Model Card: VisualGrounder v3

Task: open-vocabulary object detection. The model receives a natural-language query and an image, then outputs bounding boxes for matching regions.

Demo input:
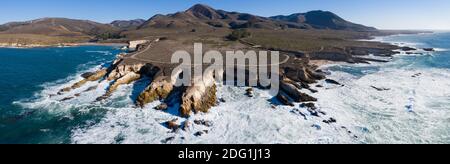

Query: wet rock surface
[136,76,174,107]
[325,79,342,86]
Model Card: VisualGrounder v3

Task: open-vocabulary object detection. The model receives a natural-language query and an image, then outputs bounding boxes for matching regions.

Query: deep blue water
[0,46,122,143]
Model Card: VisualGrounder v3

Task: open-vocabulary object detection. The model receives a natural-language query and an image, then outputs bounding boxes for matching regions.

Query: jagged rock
[371,86,390,91]
[155,103,169,111]
[59,69,107,93]
[180,84,217,117]
[161,137,175,143]
[86,69,108,81]
[412,73,422,78]
[84,86,98,92]
[308,88,318,93]
[423,48,435,52]
[307,108,319,117]
[291,108,307,120]
[280,79,317,102]
[164,119,180,131]
[179,71,217,117]
[276,92,294,106]
[194,120,214,127]
[316,84,324,88]
[194,130,209,137]
[323,117,337,124]
[81,72,95,79]
[107,63,145,81]
[283,66,325,84]
[318,110,327,115]
[245,88,254,97]
[300,103,326,116]
[325,79,342,86]
[182,121,190,131]
[301,103,319,116]
[136,76,174,107]
[401,47,416,51]
[60,97,74,102]
[300,103,316,109]
[97,72,141,101]
[128,40,149,52]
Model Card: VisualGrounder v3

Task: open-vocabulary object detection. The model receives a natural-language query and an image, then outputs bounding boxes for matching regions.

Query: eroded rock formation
[136,76,174,107]
[55,39,328,120]
[59,69,107,94]
[179,70,218,117]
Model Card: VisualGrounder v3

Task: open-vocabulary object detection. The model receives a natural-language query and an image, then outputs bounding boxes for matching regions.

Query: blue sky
[1,0,449,30]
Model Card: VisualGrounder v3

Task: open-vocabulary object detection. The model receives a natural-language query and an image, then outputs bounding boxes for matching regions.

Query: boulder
[194,120,214,127]
[164,119,180,131]
[401,47,416,51]
[323,117,337,124]
[371,86,390,91]
[280,79,317,102]
[283,66,325,84]
[107,63,145,81]
[245,88,254,97]
[180,84,217,117]
[325,79,342,86]
[155,103,169,111]
[59,69,107,93]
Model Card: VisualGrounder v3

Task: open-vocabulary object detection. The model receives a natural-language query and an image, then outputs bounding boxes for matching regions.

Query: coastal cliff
[56,39,332,119]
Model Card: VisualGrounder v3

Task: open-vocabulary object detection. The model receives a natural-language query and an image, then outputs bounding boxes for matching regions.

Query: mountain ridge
[137,4,376,31]
[0,4,378,45]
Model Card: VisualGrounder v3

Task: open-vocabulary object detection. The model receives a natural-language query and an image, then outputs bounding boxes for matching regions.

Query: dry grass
[243,29,389,52]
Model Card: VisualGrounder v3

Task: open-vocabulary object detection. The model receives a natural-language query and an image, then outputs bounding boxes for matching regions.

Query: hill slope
[0,18,121,45]
[0,18,119,36]
[270,10,376,31]
[138,4,300,30]
[137,4,375,31]
[111,19,146,30]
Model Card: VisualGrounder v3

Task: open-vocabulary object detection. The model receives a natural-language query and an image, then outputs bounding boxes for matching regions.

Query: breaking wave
[12,32,450,144]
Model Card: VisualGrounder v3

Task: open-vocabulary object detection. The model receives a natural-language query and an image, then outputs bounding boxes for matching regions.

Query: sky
[1,0,449,30]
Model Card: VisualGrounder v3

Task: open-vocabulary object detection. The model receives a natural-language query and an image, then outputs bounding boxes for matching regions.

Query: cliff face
[57,40,325,119]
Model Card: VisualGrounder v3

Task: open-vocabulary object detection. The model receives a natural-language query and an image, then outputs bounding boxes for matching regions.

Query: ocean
[0,32,449,144]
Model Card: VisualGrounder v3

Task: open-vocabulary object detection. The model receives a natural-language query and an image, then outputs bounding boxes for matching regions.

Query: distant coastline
[0,42,127,48]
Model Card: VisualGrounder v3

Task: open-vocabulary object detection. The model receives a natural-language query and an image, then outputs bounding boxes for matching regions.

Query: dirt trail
[123,38,290,67]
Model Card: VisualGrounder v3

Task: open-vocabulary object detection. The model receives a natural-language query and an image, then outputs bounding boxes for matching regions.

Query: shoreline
[317,32,436,68]
[0,42,128,49]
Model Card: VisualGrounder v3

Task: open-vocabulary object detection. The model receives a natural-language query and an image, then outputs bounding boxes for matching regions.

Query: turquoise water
[0,46,123,143]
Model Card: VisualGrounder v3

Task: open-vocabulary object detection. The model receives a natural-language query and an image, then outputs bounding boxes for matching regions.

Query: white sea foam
[69,58,450,144]
[71,85,358,144]
[14,33,450,143]
[313,67,450,143]
[86,51,113,56]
